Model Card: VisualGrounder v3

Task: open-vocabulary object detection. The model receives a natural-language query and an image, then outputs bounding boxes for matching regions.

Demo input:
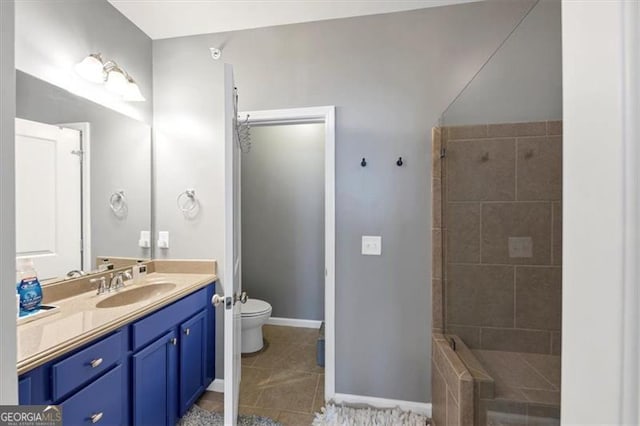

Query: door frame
[238,106,336,401]
[59,122,91,272]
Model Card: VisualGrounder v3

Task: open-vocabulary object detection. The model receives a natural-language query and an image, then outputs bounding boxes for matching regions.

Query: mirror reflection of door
[15,118,82,281]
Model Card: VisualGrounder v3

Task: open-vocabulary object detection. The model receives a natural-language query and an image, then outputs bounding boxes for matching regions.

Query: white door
[223,64,243,426]
[15,118,82,280]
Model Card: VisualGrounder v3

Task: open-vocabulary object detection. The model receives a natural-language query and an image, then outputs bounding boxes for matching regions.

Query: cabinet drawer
[52,331,123,401]
[60,365,124,426]
[132,287,207,351]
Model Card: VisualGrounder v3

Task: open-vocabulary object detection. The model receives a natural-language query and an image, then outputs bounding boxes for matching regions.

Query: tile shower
[432,121,562,425]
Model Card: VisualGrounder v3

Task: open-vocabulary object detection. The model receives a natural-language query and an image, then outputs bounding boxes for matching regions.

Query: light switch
[158,231,170,249]
[362,236,382,256]
[508,237,533,258]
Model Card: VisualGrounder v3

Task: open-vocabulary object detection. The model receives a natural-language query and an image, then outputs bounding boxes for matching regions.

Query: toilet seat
[242,298,272,317]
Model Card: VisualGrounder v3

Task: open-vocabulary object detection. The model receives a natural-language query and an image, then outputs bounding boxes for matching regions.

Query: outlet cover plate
[362,236,382,256]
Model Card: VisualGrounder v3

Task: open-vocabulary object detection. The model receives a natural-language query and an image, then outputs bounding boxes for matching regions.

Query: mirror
[15,71,152,282]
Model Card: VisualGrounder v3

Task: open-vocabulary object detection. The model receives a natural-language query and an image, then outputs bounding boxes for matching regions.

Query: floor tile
[312,374,325,413]
[239,366,273,406]
[278,410,315,426]
[239,405,281,420]
[256,369,319,413]
[196,391,224,412]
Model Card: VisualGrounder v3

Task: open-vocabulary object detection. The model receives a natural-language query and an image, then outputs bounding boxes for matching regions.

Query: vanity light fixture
[75,53,145,102]
[74,53,105,83]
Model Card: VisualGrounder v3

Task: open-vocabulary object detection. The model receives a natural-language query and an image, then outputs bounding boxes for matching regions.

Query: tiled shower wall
[432,121,562,355]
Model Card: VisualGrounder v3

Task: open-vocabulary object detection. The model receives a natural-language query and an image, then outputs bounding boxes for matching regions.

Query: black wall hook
[361,158,367,167]
[396,157,404,167]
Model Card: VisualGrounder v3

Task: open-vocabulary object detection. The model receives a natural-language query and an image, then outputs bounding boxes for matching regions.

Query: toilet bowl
[241,298,272,353]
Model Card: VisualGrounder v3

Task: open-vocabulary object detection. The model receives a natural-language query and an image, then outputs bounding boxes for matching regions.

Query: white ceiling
[108,0,479,40]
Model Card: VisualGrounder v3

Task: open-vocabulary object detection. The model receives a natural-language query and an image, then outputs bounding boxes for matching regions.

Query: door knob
[212,294,225,307]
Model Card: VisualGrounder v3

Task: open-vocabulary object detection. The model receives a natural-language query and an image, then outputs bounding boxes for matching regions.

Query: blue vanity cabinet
[132,330,178,426]
[179,310,207,416]
[18,282,216,426]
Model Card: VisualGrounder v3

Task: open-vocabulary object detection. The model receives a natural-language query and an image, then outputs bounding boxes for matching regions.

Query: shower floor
[472,349,560,425]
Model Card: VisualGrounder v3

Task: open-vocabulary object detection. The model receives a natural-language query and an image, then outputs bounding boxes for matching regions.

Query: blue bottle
[16,258,42,316]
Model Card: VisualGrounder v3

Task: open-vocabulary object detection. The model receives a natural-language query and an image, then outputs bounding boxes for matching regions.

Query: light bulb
[123,78,145,102]
[105,68,129,96]
[75,54,105,83]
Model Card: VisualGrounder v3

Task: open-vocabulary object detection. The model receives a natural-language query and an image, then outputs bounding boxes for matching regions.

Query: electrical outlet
[362,236,382,256]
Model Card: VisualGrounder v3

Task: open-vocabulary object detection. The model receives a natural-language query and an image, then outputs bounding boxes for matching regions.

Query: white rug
[312,403,430,426]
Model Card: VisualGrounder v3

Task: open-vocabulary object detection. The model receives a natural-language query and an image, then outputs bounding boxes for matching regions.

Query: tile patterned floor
[195,325,325,426]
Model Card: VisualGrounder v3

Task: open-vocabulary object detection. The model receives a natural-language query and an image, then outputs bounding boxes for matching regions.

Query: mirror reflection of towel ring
[177,189,198,213]
[109,190,126,214]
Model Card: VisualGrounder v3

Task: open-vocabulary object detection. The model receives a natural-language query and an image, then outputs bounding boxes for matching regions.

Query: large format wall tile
[447,139,516,201]
[552,202,562,265]
[481,202,551,264]
[432,360,447,426]
[447,203,481,263]
[515,267,562,330]
[516,136,562,200]
[480,328,551,354]
[447,264,514,327]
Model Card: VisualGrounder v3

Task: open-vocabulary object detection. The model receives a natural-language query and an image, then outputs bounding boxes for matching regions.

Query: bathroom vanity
[17,263,217,426]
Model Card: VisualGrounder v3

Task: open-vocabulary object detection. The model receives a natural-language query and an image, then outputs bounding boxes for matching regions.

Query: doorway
[14,118,85,280]
[239,106,335,420]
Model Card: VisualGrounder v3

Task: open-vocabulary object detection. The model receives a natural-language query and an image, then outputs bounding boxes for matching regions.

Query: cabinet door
[179,310,207,416]
[133,330,178,426]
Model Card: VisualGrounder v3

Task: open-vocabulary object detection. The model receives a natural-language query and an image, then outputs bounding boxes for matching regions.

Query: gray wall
[0,0,17,405]
[443,0,562,125]
[242,123,325,321]
[153,0,539,402]
[15,0,152,124]
[16,71,152,268]
[152,47,227,379]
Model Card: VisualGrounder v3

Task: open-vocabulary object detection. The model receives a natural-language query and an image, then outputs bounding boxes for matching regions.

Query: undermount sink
[96,283,176,309]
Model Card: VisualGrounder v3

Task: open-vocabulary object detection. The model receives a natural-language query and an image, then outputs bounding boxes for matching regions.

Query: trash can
[317,322,325,367]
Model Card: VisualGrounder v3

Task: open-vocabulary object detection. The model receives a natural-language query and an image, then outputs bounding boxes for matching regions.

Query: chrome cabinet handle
[89,358,103,368]
[170,337,177,346]
[91,412,103,423]
[184,328,190,336]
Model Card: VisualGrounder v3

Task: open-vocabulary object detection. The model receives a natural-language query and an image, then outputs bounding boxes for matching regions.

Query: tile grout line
[513,266,517,328]
[516,352,559,391]
[550,202,555,266]
[309,373,321,414]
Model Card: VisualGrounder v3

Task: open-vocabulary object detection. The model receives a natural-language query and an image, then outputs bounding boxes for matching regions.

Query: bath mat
[312,403,430,426]
[178,405,282,426]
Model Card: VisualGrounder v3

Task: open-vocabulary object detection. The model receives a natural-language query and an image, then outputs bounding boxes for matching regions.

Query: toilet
[241,298,272,353]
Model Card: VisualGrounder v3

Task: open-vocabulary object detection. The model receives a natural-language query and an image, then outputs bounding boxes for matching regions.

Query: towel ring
[177,189,198,213]
[109,190,126,213]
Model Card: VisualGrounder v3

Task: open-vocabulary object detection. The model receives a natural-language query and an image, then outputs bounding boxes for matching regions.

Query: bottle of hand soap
[16,258,42,317]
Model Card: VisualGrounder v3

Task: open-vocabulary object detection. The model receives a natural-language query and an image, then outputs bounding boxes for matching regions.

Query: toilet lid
[242,298,272,317]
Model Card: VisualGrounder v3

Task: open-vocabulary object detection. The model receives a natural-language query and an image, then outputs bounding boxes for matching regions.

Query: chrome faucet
[66,269,86,278]
[108,270,133,292]
[109,273,124,292]
[90,277,108,295]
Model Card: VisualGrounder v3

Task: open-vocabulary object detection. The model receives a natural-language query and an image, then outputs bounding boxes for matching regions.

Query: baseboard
[267,317,322,329]
[332,393,432,416]
[207,379,224,393]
